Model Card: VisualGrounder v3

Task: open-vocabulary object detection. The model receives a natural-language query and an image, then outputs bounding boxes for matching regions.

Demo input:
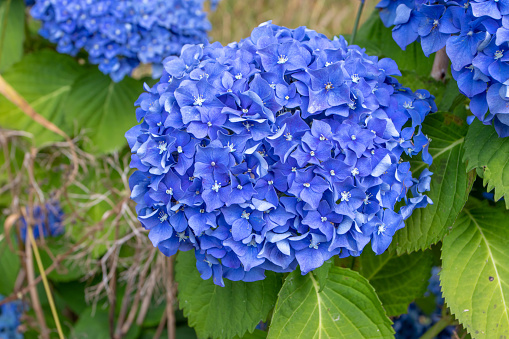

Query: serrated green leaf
[355,10,435,76]
[391,112,475,254]
[175,250,282,339]
[0,50,83,145]
[267,267,394,339]
[0,0,25,72]
[64,69,141,154]
[359,248,433,316]
[441,199,509,338]
[463,119,509,208]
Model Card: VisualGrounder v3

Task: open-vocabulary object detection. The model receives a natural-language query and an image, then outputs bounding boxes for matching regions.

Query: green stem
[350,0,365,44]
[418,315,454,339]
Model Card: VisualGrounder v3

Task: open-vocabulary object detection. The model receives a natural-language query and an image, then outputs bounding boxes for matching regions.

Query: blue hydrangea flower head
[0,295,24,339]
[29,0,220,82]
[20,200,64,242]
[377,0,509,137]
[127,22,435,286]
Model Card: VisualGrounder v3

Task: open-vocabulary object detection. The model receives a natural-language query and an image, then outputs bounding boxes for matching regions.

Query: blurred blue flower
[126,22,435,286]
[20,201,64,242]
[29,0,220,81]
[0,295,24,339]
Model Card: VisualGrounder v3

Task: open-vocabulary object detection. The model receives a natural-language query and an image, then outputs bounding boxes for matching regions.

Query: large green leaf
[0,50,83,145]
[0,0,25,72]
[175,250,282,339]
[359,248,433,316]
[441,199,509,338]
[267,267,394,338]
[64,69,141,154]
[355,10,435,76]
[70,307,140,339]
[464,120,509,208]
[391,112,475,254]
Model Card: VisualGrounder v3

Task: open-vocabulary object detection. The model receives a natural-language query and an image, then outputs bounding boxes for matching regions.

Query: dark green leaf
[71,307,140,339]
[175,250,282,339]
[355,10,435,76]
[0,0,25,72]
[267,267,394,338]
[64,69,141,154]
[441,199,509,338]
[359,248,433,316]
[463,119,509,208]
[0,50,83,145]
[391,112,475,254]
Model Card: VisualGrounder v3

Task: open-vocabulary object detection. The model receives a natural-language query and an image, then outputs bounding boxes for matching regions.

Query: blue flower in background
[392,267,456,339]
[126,22,435,286]
[29,0,221,82]
[377,0,509,137]
[20,201,64,242]
[0,295,23,339]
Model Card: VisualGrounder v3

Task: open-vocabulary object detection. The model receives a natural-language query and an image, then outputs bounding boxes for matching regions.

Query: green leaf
[38,239,85,282]
[175,251,282,339]
[359,248,433,316]
[0,0,25,72]
[0,235,20,295]
[71,307,140,339]
[311,258,333,293]
[391,112,475,254]
[355,10,435,76]
[463,119,509,208]
[441,199,509,338]
[267,267,394,338]
[64,69,141,154]
[0,50,83,145]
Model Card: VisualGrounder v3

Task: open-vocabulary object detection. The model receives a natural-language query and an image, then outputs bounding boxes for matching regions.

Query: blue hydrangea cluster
[20,201,64,242]
[126,22,435,286]
[29,0,217,82]
[377,0,509,137]
[0,295,23,339]
[393,267,455,339]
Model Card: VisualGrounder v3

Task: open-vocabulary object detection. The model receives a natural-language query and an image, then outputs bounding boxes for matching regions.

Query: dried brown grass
[209,0,376,44]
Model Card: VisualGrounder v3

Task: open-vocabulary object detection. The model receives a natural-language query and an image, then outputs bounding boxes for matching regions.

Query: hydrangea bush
[377,0,509,137]
[126,22,435,286]
[2,0,509,338]
[29,0,218,81]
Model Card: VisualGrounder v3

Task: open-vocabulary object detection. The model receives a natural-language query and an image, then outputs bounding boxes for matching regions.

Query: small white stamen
[277,55,289,64]
[330,170,335,176]
[166,188,173,195]
[303,183,311,188]
[211,181,220,192]
[158,141,167,154]
[193,95,205,106]
[351,74,360,83]
[340,191,351,202]
[351,168,359,176]
[177,145,183,153]
[321,216,327,222]
[241,210,250,219]
[377,223,386,235]
[237,184,243,190]
[159,211,168,222]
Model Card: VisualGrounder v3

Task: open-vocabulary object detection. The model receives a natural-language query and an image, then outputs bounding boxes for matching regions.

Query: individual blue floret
[126,22,435,286]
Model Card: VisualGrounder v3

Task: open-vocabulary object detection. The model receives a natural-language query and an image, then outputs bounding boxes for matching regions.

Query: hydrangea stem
[418,314,454,339]
[431,48,449,82]
[351,0,365,44]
